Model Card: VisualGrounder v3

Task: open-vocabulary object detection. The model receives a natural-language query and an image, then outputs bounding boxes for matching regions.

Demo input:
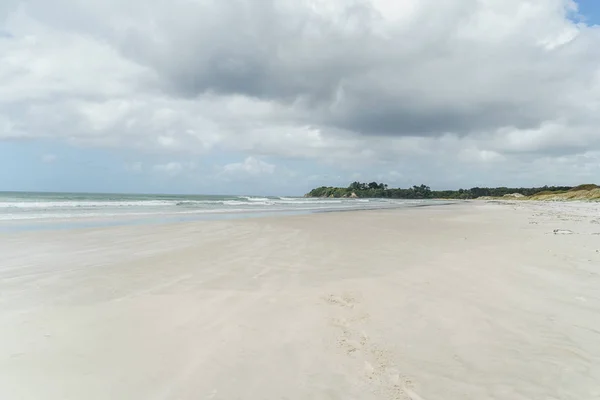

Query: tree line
[306,182,574,199]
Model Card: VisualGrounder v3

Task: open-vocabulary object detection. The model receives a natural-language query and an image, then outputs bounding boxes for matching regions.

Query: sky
[1,0,600,195]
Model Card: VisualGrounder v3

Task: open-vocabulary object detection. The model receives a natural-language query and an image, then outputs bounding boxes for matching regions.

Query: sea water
[0,191,438,232]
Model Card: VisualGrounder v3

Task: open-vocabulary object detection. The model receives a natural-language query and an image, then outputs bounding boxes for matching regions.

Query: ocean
[0,191,437,231]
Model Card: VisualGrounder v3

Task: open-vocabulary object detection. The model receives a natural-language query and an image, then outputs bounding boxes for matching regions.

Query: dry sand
[1,201,600,399]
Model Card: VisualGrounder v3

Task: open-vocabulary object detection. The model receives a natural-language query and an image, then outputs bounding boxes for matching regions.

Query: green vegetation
[530,186,600,201]
[569,184,600,192]
[306,182,575,199]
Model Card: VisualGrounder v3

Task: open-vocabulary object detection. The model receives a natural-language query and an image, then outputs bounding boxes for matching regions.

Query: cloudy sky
[1,0,599,195]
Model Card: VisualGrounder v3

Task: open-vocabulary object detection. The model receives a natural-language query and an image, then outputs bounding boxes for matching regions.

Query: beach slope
[1,202,599,399]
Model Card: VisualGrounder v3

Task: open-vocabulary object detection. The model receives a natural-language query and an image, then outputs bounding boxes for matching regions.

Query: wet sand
[1,201,599,399]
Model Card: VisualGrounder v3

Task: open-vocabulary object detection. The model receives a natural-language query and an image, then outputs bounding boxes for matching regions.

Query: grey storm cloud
[1,0,600,170]
[81,0,600,138]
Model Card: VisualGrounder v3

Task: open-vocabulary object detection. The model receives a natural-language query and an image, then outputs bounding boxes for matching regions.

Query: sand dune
[1,202,599,399]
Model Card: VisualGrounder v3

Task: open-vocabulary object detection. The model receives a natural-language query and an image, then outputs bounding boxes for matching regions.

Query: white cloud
[1,0,600,187]
[459,148,506,163]
[0,114,17,138]
[126,161,143,173]
[222,157,275,176]
[40,153,56,163]
[153,161,196,176]
[154,162,182,175]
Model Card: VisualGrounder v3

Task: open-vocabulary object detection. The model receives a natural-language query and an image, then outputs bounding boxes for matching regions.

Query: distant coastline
[306,182,600,201]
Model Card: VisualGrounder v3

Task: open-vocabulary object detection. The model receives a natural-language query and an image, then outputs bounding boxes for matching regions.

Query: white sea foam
[0,200,175,209]
[240,196,271,202]
[276,198,344,204]
[223,200,274,206]
[0,192,431,227]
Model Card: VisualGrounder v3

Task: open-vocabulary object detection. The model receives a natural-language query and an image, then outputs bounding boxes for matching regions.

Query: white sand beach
[1,201,599,400]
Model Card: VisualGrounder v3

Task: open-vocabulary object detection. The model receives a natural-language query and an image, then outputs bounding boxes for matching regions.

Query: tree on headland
[305,182,574,199]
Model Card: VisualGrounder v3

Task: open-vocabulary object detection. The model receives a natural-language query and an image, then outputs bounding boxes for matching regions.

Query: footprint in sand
[325,294,356,308]
[339,337,362,354]
[326,293,422,399]
[331,316,350,329]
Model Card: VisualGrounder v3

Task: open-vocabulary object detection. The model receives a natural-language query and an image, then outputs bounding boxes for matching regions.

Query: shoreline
[0,199,457,234]
[1,201,599,399]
